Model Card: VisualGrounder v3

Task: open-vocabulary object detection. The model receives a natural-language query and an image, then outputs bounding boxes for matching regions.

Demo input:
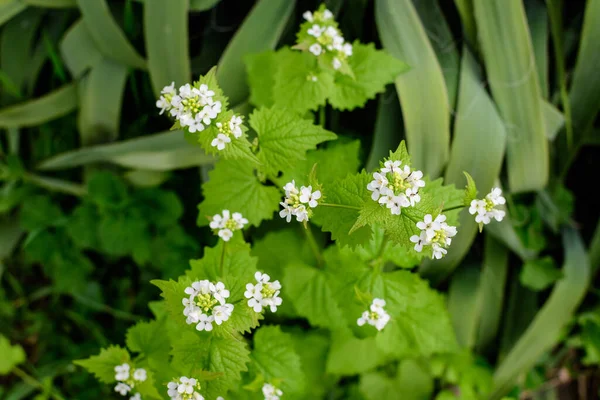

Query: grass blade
[144,0,191,96]
[376,0,450,178]
[454,0,476,46]
[525,0,549,99]
[542,100,564,140]
[412,0,460,109]
[60,20,103,78]
[189,0,220,11]
[0,84,77,128]
[420,48,506,283]
[0,0,26,27]
[217,0,295,107]
[22,0,77,7]
[23,173,87,197]
[365,87,402,172]
[491,227,590,399]
[568,0,600,137]
[77,59,128,145]
[76,0,146,69]
[37,131,214,171]
[448,264,482,349]
[476,234,509,354]
[474,0,549,193]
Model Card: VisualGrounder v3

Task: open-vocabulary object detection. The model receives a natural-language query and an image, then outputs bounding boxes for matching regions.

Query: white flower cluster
[209,210,248,241]
[410,214,457,259]
[156,82,222,133]
[212,114,244,150]
[279,180,321,223]
[113,363,146,399]
[367,160,425,215]
[262,383,283,400]
[301,7,352,70]
[357,298,391,331]
[167,376,204,400]
[182,281,233,331]
[244,272,283,313]
[469,187,506,225]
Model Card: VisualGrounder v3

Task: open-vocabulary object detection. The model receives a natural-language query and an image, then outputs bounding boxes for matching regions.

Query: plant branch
[303,223,324,267]
[320,202,361,210]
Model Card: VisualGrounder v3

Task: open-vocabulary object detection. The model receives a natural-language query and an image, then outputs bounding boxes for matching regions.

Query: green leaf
[251,107,336,175]
[312,171,372,248]
[463,171,478,205]
[326,333,388,375]
[132,189,183,227]
[272,49,334,114]
[279,139,362,187]
[359,359,433,400]
[519,257,563,291]
[0,1,26,28]
[151,278,191,330]
[87,172,128,209]
[171,331,250,398]
[284,263,347,331]
[197,158,281,227]
[353,226,420,269]
[579,311,600,365]
[0,83,77,128]
[76,0,146,69]
[74,345,130,383]
[0,335,25,375]
[144,0,191,96]
[289,330,331,398]
[59,20,102,78]
[245,51,277,108]
[126,319,170,361]
[329,42,409,111]
[19,195,64,231]
[251,326,305,395]
[98,211,148,257]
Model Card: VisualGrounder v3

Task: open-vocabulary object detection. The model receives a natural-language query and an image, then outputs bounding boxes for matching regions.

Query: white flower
[167,377,204,400]
[417,214,439,242]
[115,383,132,396]
[187,114,205,133]
[284,180,299,196]
[183,280,233,331]
[432,243,447,259]
[307,24,323,37]
[406,187,421,206]
[410,231,427,252]
[295,204,309,222]
[196,313,214,331]
[213,304,233,325]
[357,298,390,331]
[211,133,231,150]
[368,157,424,216]
[130,393,141,400]
[262,383,283,400]
[325,26,338,38]
[229,115,243,138]
[245,271,283,313]
[213,281,231,303]
[367,172,389,201]
[309,43,323,56]
[299,186,321,208]
[231,212,248,230]
[468,188,506,226]
[332,58,342,70]
[218,228,233,241]
[210,210,247,241]
[133,368,147,382]
[413,214,457,259]
[302,11,313,21]
[381,160,401,173]
[197,83,215,100]
[322,9,333,20]
[115,363,130,381]
[279,202,294,222]
[342,42,353,56]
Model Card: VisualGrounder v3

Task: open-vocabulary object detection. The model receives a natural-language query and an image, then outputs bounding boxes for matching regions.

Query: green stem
[220,241,227,277]
[13,367,66,400]
[23,172,87,197]
[319,106,326,128]
[320,202,361,210]
[441,204,466,213]
[303,224,324,268]
[69,293,142,322]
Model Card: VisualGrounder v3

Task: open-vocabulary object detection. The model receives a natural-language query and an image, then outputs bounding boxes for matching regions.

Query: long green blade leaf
[543,100,564,140]
[366,88,402,171]
[22,0,77,7]
[77,59,128,145]
[420,48,506,283]
[474,0,548,192]
[376,0,450,178]
[217,0,295,107]
[491,227,590,399]
[60,20,103,78]
[448,264,482,349]
[143,0,191,96]
[76,0,146,69]
[37,131,214,171]
[0,84,77,128]
[0,0,26,27]
[525,0,549,99]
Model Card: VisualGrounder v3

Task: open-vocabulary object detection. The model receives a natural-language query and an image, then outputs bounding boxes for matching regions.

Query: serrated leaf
[74,346,130,383]
[329,42,409,111]
[151,278,191,330]
[250,107,337,175]
[312,171,372,248]
[251,326,305,395]
[519,256,563,291]
[463,171,478,205]
[273,48,334,114]
[19,195,64,231]
[245,51,277,107]
[197,158,280,227]
[0,335,25,375]
[98,211,148,257]
[171,331,250,398]
[126,319,170,361]
[326,333,389,375]
[353,225,420,269]
[284,263,347,331]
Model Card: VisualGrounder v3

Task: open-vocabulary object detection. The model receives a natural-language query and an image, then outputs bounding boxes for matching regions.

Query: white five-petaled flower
[302,11,313,21]
[309,43,322,56]
[367,158,425,215]
[211,133,231,150]
[182,280,233,332]
[244,271,283,313]
[115,383,132,396]
[357,298,390,331]
[133,368,147,382]
[279,181,321,223]
[209,210,248,242]
[262,383,283,400]
[115,363,130,381]
[307,24,323,37]
[229,115,243,138]
[410,213,457,260]
[156,82,176,115]
[167,376,204,400]
[468,187,506,226]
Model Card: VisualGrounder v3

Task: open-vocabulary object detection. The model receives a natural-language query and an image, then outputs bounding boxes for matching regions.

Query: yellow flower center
[195,293,218,312]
